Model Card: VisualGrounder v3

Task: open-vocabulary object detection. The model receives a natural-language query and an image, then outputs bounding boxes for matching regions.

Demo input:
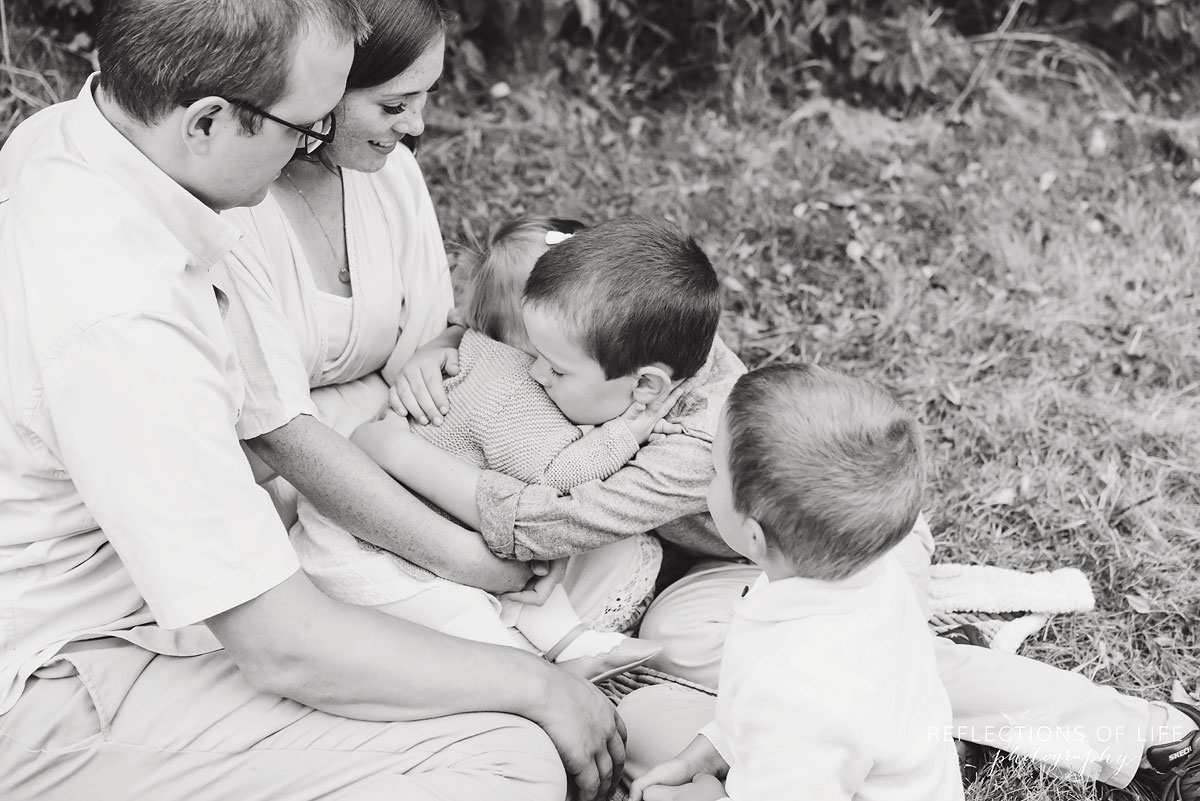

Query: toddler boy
[626,363,963,801]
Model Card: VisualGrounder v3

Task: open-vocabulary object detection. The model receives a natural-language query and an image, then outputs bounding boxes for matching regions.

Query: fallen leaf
[1087,128,1109,158]
[983,487,1017,506]
[722,275,747,294]
[941,382,962,407]
[1124,593,1152,614]
[1171,680,1198,704]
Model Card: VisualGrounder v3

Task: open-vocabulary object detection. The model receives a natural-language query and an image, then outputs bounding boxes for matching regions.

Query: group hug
[1,1,1197,800]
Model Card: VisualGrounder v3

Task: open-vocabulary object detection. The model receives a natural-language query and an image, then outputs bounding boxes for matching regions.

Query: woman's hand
[501,558,567,606]
[388,323,467,426]
[389,341,459,426]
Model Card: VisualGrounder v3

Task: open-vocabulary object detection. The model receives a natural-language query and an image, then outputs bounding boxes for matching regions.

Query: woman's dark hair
[347,0,448,91]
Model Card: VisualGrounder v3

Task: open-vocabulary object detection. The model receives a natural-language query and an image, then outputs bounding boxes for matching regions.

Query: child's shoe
[1131,702,1200,800]
[545,624,663,683]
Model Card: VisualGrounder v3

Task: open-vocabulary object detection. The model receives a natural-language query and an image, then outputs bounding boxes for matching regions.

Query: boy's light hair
[463,216,585,349]
[725,363,924,581]
[523,215,721,381]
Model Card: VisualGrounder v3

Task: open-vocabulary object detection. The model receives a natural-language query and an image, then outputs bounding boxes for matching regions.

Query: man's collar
[70,73,241,269]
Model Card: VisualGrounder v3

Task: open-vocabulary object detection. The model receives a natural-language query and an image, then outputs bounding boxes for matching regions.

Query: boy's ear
[743,517,770,564]
[631,365,673,404]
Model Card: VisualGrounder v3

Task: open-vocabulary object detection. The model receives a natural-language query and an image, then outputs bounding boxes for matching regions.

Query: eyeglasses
[224,97,336,155]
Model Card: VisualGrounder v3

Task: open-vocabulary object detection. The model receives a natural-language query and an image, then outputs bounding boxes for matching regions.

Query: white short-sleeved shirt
[698,559,964,801]
[0,76,302,716]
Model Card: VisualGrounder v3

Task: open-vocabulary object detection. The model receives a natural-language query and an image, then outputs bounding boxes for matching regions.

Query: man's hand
[643,774,726,801]
[537,669,627,801]
[389,338,460,426]
[502,558,567,606]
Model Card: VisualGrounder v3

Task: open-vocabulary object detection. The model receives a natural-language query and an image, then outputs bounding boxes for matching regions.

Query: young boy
[627,363,964,801]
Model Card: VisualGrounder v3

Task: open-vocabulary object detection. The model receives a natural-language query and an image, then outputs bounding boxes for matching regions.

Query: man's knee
[489,716,568,801]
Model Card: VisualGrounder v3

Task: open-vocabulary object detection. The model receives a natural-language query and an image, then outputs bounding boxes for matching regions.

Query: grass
[4,19,1198,801]
[419,75,1199,799]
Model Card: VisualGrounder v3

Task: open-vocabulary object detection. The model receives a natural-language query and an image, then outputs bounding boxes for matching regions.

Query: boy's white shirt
[698,557,964,801]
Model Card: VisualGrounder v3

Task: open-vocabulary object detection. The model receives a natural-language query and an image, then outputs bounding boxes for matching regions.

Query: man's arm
[208,570,625,801]
[248,414,530,593]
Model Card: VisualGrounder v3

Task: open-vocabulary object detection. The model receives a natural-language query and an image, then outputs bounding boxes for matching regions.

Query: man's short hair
[97,0,370,131]
[523,215,721,381]
[725,363,925,580]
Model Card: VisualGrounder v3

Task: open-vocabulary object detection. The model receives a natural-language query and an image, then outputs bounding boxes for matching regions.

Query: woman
[219,0,659,633]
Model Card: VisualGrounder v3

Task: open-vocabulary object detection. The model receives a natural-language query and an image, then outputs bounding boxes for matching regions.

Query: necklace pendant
[338,266,352,284]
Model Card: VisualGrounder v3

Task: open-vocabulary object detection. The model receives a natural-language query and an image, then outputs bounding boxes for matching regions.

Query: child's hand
[389,341,460,426]
[629,757,696,801]
[643,774,726,801]
[351,410,414,452]
[502,558,568,606]
[620,384,688,445]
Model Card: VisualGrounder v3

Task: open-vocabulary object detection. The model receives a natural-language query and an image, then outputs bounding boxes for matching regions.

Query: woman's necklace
[281,168,351,285]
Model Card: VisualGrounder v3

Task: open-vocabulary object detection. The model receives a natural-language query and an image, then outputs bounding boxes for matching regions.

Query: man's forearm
[211,571,552,720]
[248,414,525,592]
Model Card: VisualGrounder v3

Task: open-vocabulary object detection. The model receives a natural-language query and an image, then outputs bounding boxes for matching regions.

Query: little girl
[297,217,663,682]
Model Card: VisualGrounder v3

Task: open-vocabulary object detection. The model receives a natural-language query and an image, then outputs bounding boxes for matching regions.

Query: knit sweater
[413,329,640,491]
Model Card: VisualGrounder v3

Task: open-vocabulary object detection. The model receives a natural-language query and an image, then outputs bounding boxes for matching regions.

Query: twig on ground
[1,0,11,68]
[948,0,1027,119]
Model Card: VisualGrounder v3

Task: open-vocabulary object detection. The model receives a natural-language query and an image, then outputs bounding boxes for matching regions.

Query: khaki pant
[0,639,564,801]
[0,537,658,801]
[637,554,1150,788]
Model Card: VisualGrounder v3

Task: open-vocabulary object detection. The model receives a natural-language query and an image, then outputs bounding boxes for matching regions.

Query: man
[0,2,622,799]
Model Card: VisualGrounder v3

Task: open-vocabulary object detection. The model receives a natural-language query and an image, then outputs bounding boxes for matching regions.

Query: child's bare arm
[351,412,485,529]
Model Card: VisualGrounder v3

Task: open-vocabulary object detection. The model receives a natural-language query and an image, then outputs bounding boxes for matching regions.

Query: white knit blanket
[926,564,1095,654]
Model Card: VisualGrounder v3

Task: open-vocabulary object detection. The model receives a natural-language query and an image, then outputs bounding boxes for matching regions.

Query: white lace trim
[584,533,662,634]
